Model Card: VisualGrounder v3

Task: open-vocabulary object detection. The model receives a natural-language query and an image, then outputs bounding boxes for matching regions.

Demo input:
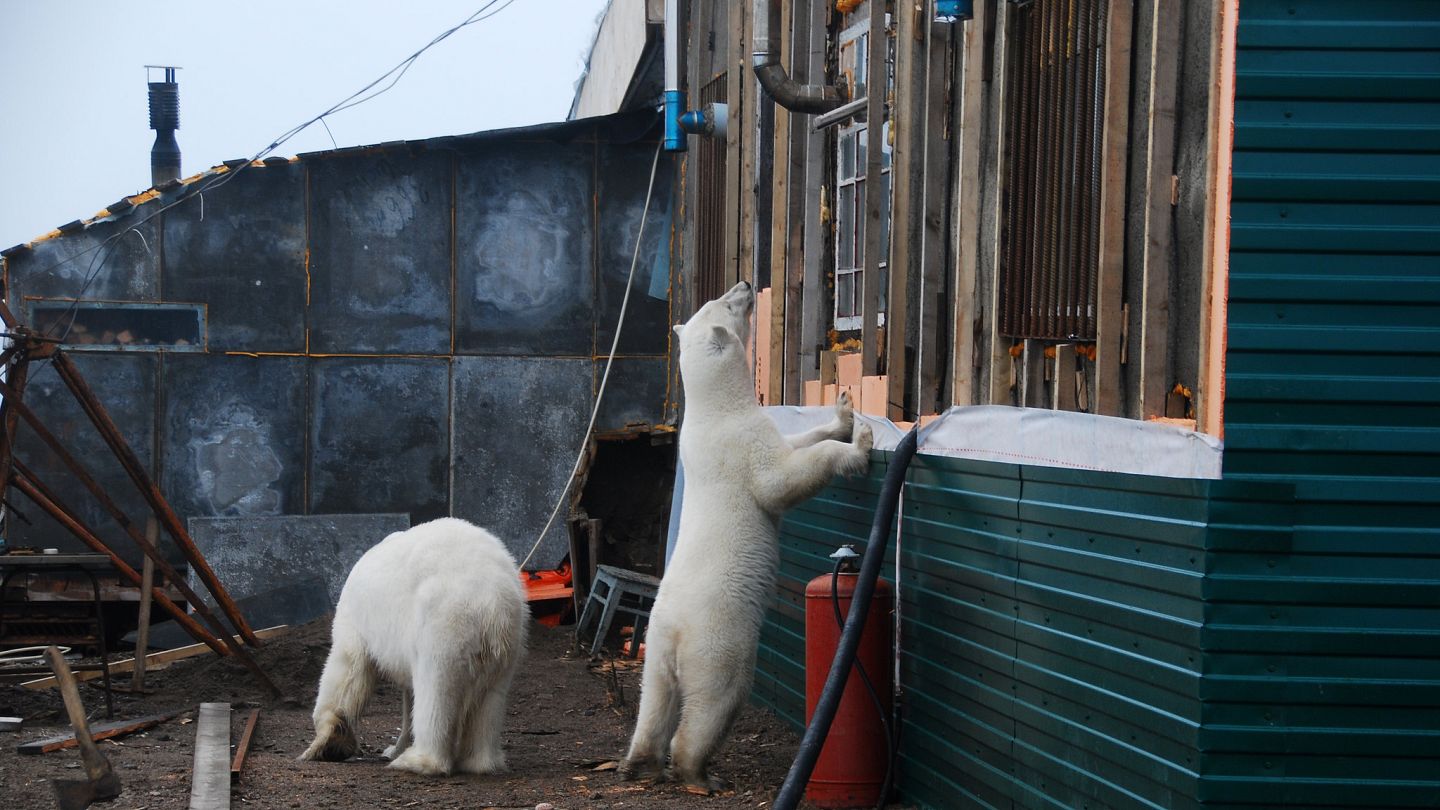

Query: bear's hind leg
[383,689,413,760]
[457,666,514,775]
[620,640,681,781]
[666,666,747,794]
[300,627,376,762]
[388,655,466,776]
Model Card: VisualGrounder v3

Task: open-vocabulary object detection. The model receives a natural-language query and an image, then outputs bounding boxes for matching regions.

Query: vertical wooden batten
[952,3,989,406]
[1199,0,1237,437]
[799,0,829,386]
[1139,0,1182,419]
[888,0,923,420]
[916,15,954,415]
[1094,0,1135,416]
[986,0,1015,405]
[860,0,887,375]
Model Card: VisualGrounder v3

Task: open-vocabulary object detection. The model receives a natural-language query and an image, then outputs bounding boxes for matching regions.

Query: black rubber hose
[773,426,919,810]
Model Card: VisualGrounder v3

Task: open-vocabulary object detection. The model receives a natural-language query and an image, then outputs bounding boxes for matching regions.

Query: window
[833,18,893,332]
[29,300,205,351]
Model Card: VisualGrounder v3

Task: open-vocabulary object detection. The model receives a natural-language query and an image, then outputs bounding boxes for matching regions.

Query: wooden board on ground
[17,711,177,755]
[190,702,231,810]
[230,708,260,783]
[19,626,289,691]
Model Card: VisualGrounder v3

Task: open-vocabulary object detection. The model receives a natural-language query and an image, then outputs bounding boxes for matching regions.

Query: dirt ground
[0,618,805,809]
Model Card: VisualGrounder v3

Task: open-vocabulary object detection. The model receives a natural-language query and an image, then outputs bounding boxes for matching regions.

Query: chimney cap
[144,65,182,83]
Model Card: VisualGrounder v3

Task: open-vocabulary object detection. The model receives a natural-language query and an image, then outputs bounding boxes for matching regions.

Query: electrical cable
[517,139,664,573]
[31,0,519,344]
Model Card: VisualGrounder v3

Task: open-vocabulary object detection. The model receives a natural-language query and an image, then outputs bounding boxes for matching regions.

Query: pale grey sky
[0,0,611,250]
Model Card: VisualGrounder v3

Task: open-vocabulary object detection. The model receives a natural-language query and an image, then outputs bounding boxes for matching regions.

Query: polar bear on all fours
[299,517,528,777]
[620,280,873,793]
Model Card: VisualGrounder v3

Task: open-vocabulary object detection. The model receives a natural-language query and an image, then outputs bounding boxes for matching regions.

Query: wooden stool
[575,565,660,657]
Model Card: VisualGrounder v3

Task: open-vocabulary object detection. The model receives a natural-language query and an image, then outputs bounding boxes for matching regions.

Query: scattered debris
[0,715,22,732]
[16,712,176,756]
[19,626,290,691]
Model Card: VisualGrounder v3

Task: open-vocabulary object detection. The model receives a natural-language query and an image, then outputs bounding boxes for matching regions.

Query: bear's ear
[672,323,684,338]
[705,324,738,356]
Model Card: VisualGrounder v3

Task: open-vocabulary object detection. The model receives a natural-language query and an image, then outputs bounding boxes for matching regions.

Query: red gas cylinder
[804,570,893,809]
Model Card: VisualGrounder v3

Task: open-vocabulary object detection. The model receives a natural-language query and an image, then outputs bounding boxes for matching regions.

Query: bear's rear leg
[619,643,681,782]
[300,629,375,762]
[665,677,747,794]
[457,674,512,775]
[383,689,413,760]
[388,657,466,776]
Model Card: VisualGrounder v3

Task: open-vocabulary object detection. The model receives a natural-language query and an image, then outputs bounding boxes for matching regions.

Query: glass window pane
[857,128,868,179]
[837,271,856,318]
[856,34,867,87]
[880,171,892,260]
[855,179,866,266]
[838,184,855,268]
[840,131,855,180]
[881,122,893,170]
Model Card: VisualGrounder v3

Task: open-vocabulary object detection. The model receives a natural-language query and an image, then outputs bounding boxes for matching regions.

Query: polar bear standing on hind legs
[619,280,872,793]
[300,517,528,776]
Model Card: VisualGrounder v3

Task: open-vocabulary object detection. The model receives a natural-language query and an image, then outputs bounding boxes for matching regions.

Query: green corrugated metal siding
[750,2,1439,807]
[1221,0,1440,806]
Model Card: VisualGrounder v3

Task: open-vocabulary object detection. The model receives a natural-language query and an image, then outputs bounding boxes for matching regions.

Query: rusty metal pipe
[0,380,253,663]
[49,350,260,647]
[9,469,226,657]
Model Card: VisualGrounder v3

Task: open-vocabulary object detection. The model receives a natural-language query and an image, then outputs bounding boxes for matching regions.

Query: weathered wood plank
[21,626,289,691]
[917,16,954,415]
[860,0,887,375]
[1198,0,1238,437]
[1139,0,1182,419]
[189,702,231,810]
[1094,0,1135,416]
[985,0,1016,405]
[953,4,989,406]
[230,708,260,783]
[17,712,176,755]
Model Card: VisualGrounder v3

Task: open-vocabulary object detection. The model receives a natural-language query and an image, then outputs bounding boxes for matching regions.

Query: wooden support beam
[887,0,924,421]
[860,0,888,376]
[131,542,155,692]
[1094,0,1135,416]
[952,4,989,406]
[1139,0,1182,419]
[985,1,1016,405]
[917,15,954,415]
[799,0,829,386]
[724,0,745,289]
[189,703,231,810]
[782,0,809,403]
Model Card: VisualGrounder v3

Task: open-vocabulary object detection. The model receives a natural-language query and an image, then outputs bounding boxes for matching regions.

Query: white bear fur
[299,517,528,776]
[620,281,872,792]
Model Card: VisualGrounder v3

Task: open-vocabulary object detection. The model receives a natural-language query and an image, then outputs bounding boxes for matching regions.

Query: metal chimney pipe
[752,0,844,114]
[146,65,181,187]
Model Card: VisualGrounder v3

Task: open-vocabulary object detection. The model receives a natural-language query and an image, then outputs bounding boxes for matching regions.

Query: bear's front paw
[844,422,874,477]
[388,748,450,777]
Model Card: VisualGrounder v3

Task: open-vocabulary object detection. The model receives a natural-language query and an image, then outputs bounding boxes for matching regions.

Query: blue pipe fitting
[935,0,973,19]
[664,90,687,152]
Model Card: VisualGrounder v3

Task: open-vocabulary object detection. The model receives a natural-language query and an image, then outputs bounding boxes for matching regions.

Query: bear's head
[672,280,753,357]
[671,281,754,394]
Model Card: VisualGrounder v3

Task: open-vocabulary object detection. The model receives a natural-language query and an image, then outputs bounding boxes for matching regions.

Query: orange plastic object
[522,562,574,627]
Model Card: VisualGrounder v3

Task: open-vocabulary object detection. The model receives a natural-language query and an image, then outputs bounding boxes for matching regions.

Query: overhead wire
[29,0,519,345]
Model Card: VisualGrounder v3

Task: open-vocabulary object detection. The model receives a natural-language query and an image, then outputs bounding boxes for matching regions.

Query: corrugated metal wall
[1220,0,1440,806]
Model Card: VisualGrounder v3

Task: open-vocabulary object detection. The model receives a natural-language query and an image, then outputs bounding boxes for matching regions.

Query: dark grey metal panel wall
[1,113,673,574]
[455,142,595,356]
[308,358,450,525]
[308,151,453,354]
[451,356,591,567]
[162,164,307,353]
[161,354,307,520]
[1221,1,1440,807]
